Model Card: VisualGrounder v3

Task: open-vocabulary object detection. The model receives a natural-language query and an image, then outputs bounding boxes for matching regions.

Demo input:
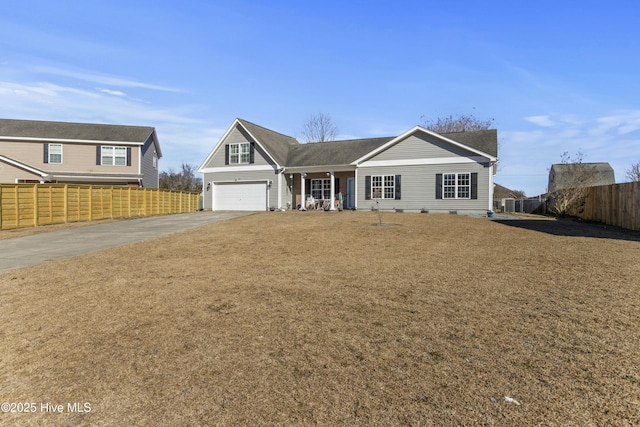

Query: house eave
[0,136,144,146]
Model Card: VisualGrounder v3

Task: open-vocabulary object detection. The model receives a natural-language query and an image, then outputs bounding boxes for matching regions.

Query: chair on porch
[305,196,316,210]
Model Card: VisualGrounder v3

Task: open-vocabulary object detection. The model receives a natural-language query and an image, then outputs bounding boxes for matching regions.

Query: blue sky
[1,0,638,196]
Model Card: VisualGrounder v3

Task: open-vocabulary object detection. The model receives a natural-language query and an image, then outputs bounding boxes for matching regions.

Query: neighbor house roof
[548,162,615,192]
[0,118,162,157]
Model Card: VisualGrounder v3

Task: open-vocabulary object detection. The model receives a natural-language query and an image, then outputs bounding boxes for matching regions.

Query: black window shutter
[365,176,371,200]
[305,178,311,195]
[395,175,401,200]
[335,178,340,195]
[249,142,255,164]
[96,146,101,165]
[435,174,443,199]
[471,173,478,199]
[126,147,132,166]
[224,145,229,165]
[43,144,49,164]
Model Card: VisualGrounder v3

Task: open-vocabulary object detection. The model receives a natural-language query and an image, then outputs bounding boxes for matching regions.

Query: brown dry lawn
[1,211,639,426]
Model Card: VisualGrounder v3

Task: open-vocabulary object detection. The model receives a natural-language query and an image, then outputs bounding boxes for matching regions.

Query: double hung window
[371,175,395,199]
[443,173,471,199]
[48,144,62,164]
[311,179,331,200]
[101,146,127,166]
[229,143,250,164]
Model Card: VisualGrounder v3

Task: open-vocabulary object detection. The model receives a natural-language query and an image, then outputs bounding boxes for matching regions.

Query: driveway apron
[0,212,253,273]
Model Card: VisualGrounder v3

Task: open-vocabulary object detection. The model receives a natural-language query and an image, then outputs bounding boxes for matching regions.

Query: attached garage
[212,181,268,211]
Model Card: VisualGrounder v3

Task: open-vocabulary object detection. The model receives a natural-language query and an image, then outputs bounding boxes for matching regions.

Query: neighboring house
[494,183,525,199]
[548,162,615,193]
[199,118,498,214]
[0,119,162,187]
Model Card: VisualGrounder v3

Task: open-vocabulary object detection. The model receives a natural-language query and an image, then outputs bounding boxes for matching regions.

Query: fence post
[33,184,38,227]
[64,184,68,223]
[15,185,20,229]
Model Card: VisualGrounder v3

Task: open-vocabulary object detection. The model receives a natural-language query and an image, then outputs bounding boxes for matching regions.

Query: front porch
[288,170,356,211]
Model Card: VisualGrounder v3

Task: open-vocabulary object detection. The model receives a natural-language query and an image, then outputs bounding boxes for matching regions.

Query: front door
[347,177,355,209]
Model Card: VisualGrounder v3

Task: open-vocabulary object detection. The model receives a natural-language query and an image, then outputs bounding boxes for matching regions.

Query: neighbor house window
[443,173,471,199]
[229,143,250,164]
[101,146,127,166]
[311,179,331,199]
[371,175,395,199]
[48,144,62,164]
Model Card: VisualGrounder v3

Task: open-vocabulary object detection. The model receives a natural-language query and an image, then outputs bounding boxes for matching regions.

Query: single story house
[199,118,498,214]
[0,119,162,187]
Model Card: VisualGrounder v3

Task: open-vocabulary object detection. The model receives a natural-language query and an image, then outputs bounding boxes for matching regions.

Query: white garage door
[213,182,267,211]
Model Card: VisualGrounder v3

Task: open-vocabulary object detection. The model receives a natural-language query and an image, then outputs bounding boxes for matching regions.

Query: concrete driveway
[0,211,253,273]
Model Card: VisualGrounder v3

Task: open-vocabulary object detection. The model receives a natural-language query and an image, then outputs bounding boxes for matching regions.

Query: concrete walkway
[0,211,253,273]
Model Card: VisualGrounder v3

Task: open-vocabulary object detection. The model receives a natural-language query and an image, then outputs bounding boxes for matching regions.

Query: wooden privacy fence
[0,184,200,230]
[578,181,640,231]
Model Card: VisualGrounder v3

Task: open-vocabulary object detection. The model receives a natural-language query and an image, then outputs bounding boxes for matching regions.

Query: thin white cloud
[596,111,640,135]
[32,65,183,93]
[525,115,555,127]
[99,88,127,97]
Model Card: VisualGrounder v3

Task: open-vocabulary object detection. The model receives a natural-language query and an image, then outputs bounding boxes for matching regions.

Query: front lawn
[1,211,639,425]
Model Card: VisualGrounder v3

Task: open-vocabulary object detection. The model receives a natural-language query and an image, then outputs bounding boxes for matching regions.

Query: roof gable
[353,126,498,164]
[236,119,299,166]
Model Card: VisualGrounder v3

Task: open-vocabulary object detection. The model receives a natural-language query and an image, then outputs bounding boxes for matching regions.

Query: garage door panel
[213,182,266,211]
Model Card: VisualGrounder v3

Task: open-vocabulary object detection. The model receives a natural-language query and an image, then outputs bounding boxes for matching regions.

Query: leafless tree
[301,113,338,143]
[422,114,494,133]
[625,161,640,182]
[548,151,592,217]
[159,163,202,192]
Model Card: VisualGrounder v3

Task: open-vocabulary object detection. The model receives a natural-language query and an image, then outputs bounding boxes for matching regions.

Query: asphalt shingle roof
[0,118,155,143]
[286,137,394,167]
[237,119,299,166]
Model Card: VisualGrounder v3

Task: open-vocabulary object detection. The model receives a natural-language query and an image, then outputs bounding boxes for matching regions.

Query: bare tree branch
[625,161,640,182]
[422,114,494,133]
[301,113,338,143]
[159,163,203,192]
[548,151,591,217]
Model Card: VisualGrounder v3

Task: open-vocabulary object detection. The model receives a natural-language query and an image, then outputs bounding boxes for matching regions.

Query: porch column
[277,171,282,210]
[300,173,306,210]
[329,171,336,210]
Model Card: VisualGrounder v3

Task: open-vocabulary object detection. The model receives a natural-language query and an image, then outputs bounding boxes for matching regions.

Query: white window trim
[229,142,250,165]
[48,143,62,164]
[371,174,395,199]
[101,146,127,166]
[443,172,471,199]
[310,178,331,200]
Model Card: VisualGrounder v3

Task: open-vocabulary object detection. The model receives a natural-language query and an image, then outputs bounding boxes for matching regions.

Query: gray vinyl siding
[202,168,280,210]
[204,127,274,168]
[357,162,491,213]
[373,133,480,161]
[140,136,159,188]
